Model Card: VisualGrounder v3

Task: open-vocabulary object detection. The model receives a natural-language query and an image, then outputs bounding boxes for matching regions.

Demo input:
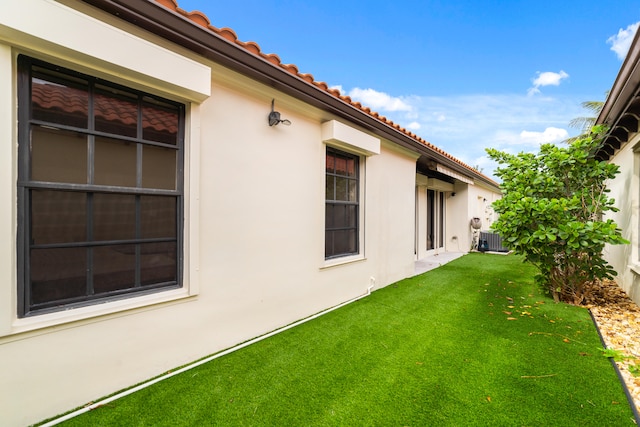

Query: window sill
[630,264,640,277]
[7,288,195,338]
[321,254,366,270]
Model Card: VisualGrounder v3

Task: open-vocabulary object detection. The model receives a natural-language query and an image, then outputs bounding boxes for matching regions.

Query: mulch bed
[586,279,640,413]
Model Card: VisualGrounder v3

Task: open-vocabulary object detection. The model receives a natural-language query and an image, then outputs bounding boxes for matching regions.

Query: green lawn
[54,253,635,426]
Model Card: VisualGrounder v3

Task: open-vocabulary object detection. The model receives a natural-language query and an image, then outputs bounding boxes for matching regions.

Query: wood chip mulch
[585,279,640,414]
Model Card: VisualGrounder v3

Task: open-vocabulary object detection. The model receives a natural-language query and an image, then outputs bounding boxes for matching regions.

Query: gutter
[80,0,499,190]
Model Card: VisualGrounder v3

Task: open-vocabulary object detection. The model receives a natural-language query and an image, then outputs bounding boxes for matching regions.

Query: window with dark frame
[325,147,359,259]
[17,56,185,316]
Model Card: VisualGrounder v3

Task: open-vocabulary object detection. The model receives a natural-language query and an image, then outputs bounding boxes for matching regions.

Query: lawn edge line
[39,285,374,427]
[589,309,640,423]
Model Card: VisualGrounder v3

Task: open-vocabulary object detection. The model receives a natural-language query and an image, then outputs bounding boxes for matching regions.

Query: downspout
[40,284,375,426]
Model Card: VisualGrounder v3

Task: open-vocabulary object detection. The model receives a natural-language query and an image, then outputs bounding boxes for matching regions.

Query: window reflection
[142,145,176,190]
[335,177,347,201]
[31,66,88,128]
[326,175,335,200]
[326,154,335,173]
[142,96,179,145]
[31,127,87,183]
[94,136,137,187]
[95,84,138,137]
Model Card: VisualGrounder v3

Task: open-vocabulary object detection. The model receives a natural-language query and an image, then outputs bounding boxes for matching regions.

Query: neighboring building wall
[0,2,421,425]
[595,21,640,308]
[602,133,640,306]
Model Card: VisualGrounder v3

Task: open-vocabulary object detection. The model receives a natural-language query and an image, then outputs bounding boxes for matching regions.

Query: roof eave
[596,28,640,160]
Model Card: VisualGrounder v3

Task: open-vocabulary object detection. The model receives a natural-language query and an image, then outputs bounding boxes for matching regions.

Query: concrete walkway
[414,252,466,276]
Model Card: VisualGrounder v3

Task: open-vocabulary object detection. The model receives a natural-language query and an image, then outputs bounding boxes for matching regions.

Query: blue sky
[176,0,639,179]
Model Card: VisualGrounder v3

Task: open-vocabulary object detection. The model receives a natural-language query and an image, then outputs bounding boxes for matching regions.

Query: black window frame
[17,56,185,317]
[325,147,360,259]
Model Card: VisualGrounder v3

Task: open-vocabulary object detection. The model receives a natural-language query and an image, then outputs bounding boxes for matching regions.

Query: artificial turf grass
[56,253,635,426]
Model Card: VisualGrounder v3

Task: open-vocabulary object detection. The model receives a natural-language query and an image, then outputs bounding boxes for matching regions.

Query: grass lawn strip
[50,253,635,426]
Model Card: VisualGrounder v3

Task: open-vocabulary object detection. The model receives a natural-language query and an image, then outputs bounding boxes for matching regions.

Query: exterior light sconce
[268,99,291,126]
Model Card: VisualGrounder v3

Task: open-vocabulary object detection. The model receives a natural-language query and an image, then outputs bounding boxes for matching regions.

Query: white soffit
[322,120,380,156]
[436,164,474,185]
[0,0,211,101]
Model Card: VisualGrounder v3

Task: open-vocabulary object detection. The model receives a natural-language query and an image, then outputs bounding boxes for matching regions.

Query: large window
[17,56,184,316]
[325,147,359,259]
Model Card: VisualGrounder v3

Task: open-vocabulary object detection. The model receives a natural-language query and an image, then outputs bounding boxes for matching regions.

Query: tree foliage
[486,126,628,304]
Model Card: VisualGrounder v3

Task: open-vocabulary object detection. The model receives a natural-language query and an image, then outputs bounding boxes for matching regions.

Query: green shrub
[486,126,628,304]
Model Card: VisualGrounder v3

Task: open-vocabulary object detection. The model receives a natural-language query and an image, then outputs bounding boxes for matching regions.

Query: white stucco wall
[0,2,421,425]
[467,182,501,231]
[195,77,419,344]
[602,134,640,306]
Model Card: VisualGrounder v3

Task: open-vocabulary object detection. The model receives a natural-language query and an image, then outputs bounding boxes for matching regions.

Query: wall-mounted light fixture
[268,99,291,126]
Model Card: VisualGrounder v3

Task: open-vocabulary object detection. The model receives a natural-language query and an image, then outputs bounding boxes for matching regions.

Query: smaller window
[325,147,359,259]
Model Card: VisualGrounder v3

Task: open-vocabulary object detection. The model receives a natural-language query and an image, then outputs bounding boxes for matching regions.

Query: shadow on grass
[54,253,635,426]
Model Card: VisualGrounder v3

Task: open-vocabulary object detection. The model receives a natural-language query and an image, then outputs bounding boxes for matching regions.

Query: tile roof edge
[153,0,499,188]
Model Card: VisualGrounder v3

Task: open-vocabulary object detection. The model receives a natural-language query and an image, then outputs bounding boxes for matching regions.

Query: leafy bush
[486,126,628,304]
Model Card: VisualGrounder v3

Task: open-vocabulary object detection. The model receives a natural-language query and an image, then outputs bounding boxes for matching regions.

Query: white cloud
[347,87,412,112]
[607,22,640,60]
[331,85,585,180]
[527,71,569,96]
[519,127,569,144]
[488,127,568,148]
[532,71,569,87]
[394,94,579,178]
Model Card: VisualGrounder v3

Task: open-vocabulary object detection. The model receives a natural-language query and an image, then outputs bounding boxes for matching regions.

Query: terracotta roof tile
[265,54,282,66]
[154,0,497,185]
[300,73,314,84]
[32,82,178,135]
[187,10,210,28]
[32,81,88,117]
